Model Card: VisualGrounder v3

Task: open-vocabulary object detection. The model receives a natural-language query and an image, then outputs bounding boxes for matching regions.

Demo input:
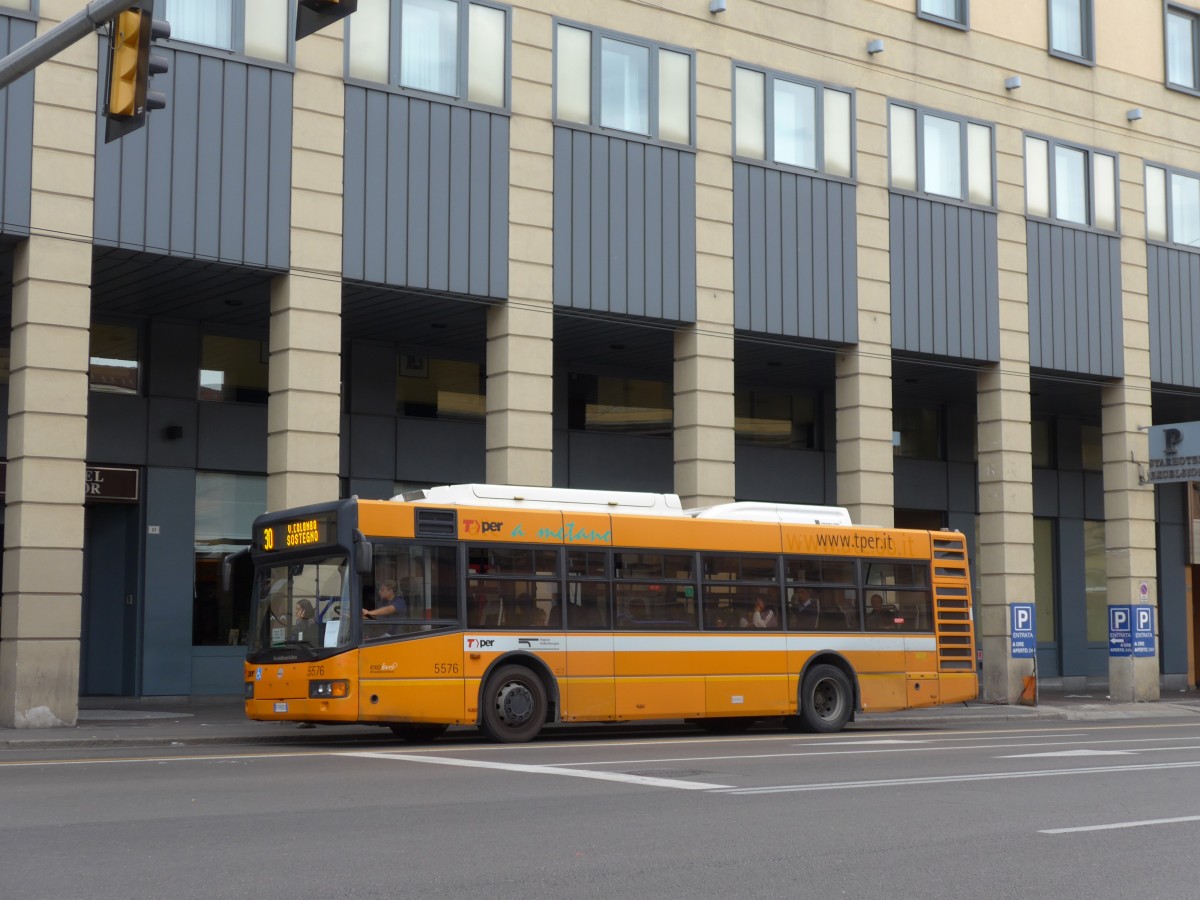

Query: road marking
[0,750,316,768]
[719,759,1200,795]
[342,750,732,790]
[1001,749,1138,758]
[1041,815,1200,834]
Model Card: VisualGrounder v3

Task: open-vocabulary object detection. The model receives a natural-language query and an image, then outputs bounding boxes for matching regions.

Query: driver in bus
[364,581,406,620]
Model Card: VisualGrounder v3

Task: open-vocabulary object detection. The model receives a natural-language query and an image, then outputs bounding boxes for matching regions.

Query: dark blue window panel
[733,163,857,343]
[1026,221,1122,378]
[553,127,696,324]
[93,47,292,270]
[888,193,998,362]
[343,86,510,299]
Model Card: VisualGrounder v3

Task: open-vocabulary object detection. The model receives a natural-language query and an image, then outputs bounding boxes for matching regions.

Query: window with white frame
[161,0,290,62]
[734,66,853,177]
[1048,0,1093,62]
[348,0,508,107]
[1146,164,1200,249]
[555,23,692,145]
[1024,136,1117,230]
[889,103,993,205]
[917,0,968,28]
[1167,5,1199,91]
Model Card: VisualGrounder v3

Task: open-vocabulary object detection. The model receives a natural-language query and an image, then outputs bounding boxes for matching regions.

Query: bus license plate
[274,702,288,713]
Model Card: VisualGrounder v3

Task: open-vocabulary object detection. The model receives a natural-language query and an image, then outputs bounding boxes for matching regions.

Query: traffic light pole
[0,0,133,91]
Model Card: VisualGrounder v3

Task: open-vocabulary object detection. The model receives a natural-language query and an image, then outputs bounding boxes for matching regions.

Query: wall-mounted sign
[1133,606,1156,659]
[1108,605,1132,657]
[1147,422,1200,485]
[0,462,139,503]
[1010,603,1036,658]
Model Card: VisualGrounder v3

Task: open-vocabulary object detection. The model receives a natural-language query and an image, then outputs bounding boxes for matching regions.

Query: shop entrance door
[81,504,139,696]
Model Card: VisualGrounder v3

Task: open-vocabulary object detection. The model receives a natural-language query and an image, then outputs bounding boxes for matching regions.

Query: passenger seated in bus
[546,601,562,628]
[511,593,535,627]
[752,595,778,629]
[789,587,818,629]
[866,593,898,630]
[293,598,317,644]
[527,606,547,627]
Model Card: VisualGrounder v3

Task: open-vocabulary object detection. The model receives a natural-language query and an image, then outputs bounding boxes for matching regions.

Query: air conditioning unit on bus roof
[395,484,851,524]
[689,502,853,526]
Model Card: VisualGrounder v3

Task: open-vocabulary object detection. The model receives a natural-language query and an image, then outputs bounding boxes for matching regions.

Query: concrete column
[674,49,734,509]
[0,1,98,727]
[836,90,892,528]
[486,7,553,487]
[266,23,344,512]
[1104,157,1158,702]
[976,124,1035,704]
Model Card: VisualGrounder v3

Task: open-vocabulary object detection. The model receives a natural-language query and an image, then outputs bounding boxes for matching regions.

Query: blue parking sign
[1010,603,1035,658]
[1109,606,1132,657]
[1133,606,1156,658]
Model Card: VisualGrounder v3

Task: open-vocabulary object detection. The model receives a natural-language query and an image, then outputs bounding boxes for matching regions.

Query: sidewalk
[3,689,1200,750]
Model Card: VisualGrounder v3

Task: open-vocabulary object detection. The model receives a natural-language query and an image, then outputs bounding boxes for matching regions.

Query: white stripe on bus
[551,635,935,653]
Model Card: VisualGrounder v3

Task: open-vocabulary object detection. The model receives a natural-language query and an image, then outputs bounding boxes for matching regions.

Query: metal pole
[0,0,134,91]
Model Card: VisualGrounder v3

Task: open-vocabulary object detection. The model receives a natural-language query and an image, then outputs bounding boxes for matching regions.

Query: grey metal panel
[733,163,857,342]
[735,445,827,504]
[143,467,198,696]
[395,418,486,483]
[349,415,397,480]
[553,128,696,323]
[889,193,999,362]
[342,87,508,297]
[87,395,149,465]
[894,459,948,510]
[1147,245,1200,387]
[1157,484,1189,677]
[1025,221,1122,377]
[93,47,292,269]
[196,404,267,472]
[567,432,673,492]
[0,16,33,237]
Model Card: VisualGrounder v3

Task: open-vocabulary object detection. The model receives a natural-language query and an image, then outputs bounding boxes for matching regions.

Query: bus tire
[388,723,448,743]
[481,664,547,743]
[798,664,853,733]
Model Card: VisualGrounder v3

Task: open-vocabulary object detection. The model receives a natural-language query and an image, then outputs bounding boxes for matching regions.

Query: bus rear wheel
[481,665,547,743]
[797,664,852,733]
[388,723,449,743]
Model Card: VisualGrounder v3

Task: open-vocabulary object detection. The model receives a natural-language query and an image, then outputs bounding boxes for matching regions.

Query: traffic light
[104,3,170,143]
[296,0,358,40]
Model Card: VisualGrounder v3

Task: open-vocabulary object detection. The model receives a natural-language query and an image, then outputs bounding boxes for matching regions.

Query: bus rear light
[310,680,350,699]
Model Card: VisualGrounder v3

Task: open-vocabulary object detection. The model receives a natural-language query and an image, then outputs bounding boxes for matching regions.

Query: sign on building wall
[1146,421,1200,484]
[1010,603,1036,658]
[1133,606,1156,658]
[0,463,139,503]
[1108,605,1132,657]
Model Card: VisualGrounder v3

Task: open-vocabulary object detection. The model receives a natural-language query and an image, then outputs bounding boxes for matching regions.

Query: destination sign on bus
[258,515,334,552]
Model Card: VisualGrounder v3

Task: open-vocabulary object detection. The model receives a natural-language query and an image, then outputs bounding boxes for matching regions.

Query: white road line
[0,750,316,768]
[1002,749,1138,758]
[342,751,732,791]
[719,759,1200,795]
[1040,815,1200,835]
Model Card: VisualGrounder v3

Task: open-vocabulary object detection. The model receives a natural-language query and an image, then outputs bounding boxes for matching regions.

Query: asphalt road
[3,719,1200,899]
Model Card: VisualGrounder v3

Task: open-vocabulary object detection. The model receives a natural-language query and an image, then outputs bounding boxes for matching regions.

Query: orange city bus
[240,484,977,742]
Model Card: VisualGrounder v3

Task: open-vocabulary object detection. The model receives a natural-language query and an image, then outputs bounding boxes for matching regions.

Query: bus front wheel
[797,664,852,733]
[388,723,449,743]
[481,665,547,743]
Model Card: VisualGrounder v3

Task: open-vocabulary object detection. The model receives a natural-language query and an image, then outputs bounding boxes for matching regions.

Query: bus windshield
[249,555,351,657]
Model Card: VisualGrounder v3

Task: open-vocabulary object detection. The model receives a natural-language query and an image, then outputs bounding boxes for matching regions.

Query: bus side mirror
[354,532,374,576]
[222,548,249,592]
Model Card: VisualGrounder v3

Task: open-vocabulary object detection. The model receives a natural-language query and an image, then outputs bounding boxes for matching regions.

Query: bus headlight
[309,680,350,699]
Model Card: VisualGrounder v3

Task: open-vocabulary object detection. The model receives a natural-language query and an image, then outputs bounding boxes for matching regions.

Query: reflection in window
[923,114,962,200]
[1025,136,1116,230]
[401,0,458,95]
[735,389,817,449]
[890,103,992,205]
[396,356,484,421]
[89,323,139,395]
[1049,0,1092,61]
[193,473,266,646]
[567,374,673,436]
[893,404,942,460]
[600,37,650,134]
[1084,519,1107,642]
[250,557,350,654]
[200,335,268,403]
[735,67,852,177]
[1081,424,1102,471]
[918,0,967,25]
[1054,145,1087,225]
[1168,8,1198,90]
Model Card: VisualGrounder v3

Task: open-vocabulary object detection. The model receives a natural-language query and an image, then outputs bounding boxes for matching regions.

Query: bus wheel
[482,665,547,743]
[388,723,448,743]
[798,664,852,733]
[698,717,756,735]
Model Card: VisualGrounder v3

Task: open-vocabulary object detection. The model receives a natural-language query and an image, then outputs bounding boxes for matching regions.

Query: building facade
[0,0,1197,724]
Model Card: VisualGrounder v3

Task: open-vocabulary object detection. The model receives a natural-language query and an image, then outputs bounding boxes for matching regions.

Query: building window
[349,0,508,107]
[567,374,673,436]
[1083,519,1107,642]
[917,0,968,28]
[1081,423,1102,472]
[1033,517,1057,643]
[89,323,139,395]
[193,472,266,646]
[1147,164,1200,249]
[735,388,818,449]
[396,355,484,421]
[734,66,853,178]
[555,23,693,145]
[161,0,290,62]
[1024,135,1117,230]
[200,335,268,403]
[1032,417,1054,468]
[893,404,942,460]
[889,103,993,206]
[1168,6,1199,91]
[1048,0,1093,63]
